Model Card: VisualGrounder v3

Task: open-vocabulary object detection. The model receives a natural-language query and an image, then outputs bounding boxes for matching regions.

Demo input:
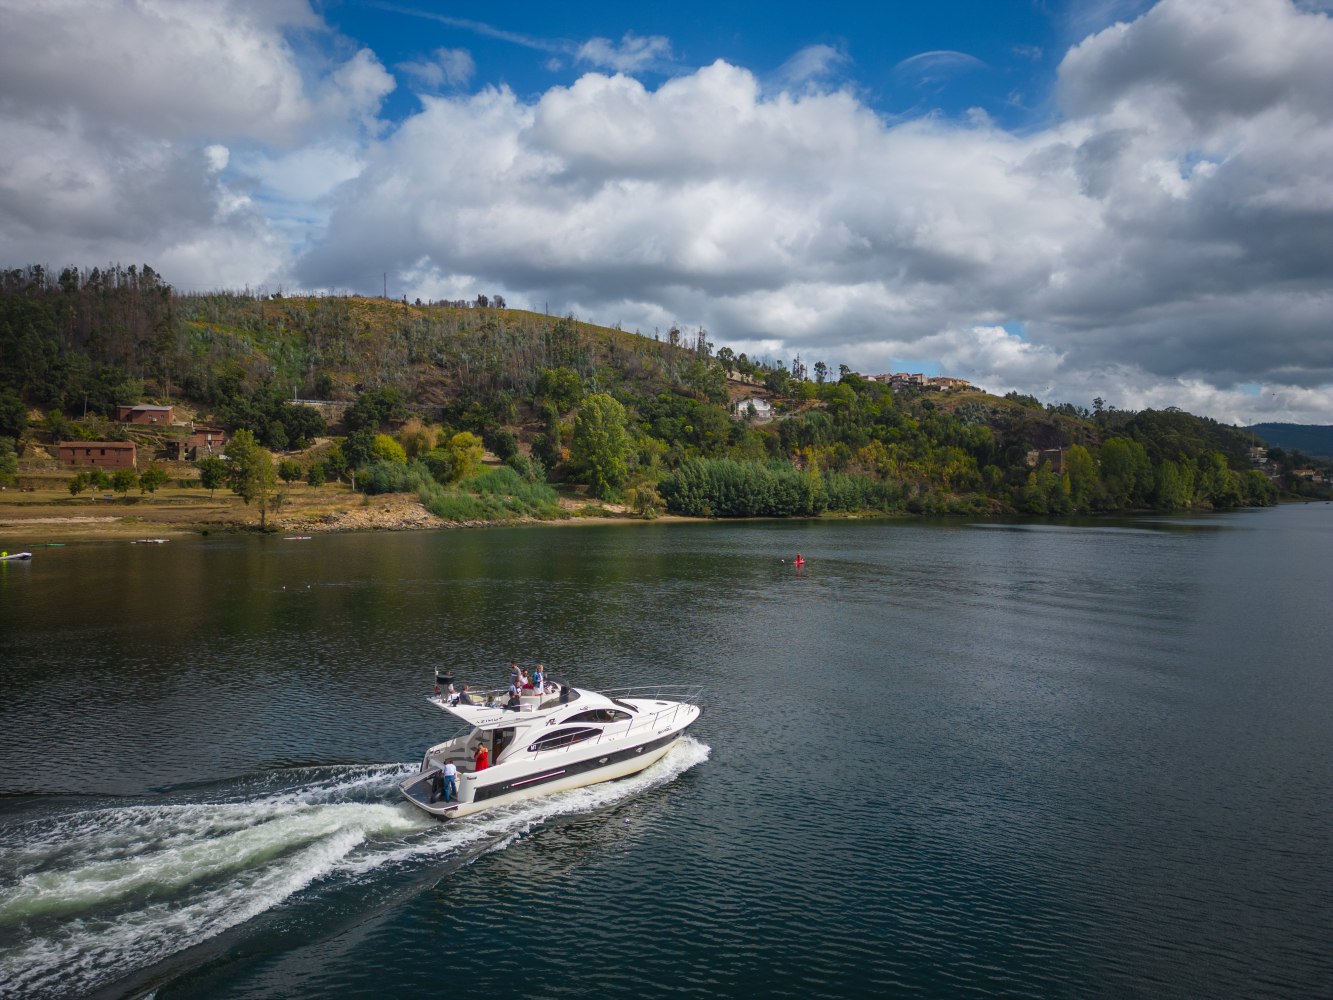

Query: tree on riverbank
[570,393,631,500]
[197,456,227,497]
[225,429,277,529]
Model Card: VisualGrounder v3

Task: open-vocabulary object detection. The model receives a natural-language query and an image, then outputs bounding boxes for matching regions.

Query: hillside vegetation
[2,263,1319,524]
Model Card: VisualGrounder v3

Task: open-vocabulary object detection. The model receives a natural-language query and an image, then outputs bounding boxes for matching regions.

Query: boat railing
[431,682,702,711]
[596,684,705,706]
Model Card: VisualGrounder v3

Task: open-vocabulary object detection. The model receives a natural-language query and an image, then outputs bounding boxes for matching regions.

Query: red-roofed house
[58,441,137,469]
[116,404,174,424]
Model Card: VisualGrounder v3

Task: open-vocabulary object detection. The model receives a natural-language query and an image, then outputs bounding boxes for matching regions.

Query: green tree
[44,409,73,441]
[113,377,144,406]
[197,455,227,497]
[0,436,17,487]
[0,390,27,440]
[343,429,375,469]
[372,433,407,464]
[570,393,631,499]
[448,431,485,482]
[422,447,457,485]
[321,441,347,483]
[225,428,278,528]
[112,467,138,496]
[278,458,303,483]
[266,420,289,452]
[1099,437,1152,509]
[1064,444,1098,510]
[531,403,564,471]
[537,367,584,412]
[485,427,519,462]
[343,387,407,432]
[1021,463,1066,514]
[763,366,793,397]
[1153,458,1194,510]
[138,463,168,493]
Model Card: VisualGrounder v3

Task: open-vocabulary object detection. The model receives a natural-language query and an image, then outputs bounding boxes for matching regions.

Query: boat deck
[400,771,462,814]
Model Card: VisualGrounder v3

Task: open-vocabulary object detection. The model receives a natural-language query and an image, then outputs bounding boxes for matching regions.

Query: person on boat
[474,743,489,771]
[509,661,521,687]
[442,760,458,803]
[532,664,545,693]
[457,684,475,706]
[518,667,532,690]
[505,689,521,710]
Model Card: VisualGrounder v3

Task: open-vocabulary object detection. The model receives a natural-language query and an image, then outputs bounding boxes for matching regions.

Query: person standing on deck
[474,743,490,771]
[442,760,458,802]
[532,664,545,694]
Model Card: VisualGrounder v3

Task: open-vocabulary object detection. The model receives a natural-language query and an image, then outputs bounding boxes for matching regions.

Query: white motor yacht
[400,680,703,819]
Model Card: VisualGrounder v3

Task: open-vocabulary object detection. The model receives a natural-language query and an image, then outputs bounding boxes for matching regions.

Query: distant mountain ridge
[1246,423,1333,459]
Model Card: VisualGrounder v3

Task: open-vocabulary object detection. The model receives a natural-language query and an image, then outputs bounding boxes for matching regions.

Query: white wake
[0,739,709,998]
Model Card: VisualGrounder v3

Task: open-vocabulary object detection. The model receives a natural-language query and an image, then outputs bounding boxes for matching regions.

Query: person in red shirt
[474,743,490,771]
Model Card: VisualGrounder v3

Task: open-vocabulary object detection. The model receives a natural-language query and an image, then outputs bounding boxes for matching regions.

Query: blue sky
[325,0,1075,128]
[1,0,1331,424]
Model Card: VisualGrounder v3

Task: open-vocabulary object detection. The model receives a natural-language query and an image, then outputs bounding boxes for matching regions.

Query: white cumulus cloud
[3,0,1333,424]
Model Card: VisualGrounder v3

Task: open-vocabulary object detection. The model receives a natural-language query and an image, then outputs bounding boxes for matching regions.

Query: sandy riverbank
[0,484,681,543]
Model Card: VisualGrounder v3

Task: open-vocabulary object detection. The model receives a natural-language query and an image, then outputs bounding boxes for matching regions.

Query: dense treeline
[1,262,1315,513]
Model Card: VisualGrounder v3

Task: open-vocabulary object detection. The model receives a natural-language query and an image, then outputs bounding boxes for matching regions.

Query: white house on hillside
[736,397,774,422]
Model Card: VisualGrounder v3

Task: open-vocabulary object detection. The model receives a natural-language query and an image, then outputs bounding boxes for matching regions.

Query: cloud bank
[1,0,1331,425]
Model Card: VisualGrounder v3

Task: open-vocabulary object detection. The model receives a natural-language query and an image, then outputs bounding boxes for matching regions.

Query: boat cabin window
[564,709,632,724]
[527,727,601,753]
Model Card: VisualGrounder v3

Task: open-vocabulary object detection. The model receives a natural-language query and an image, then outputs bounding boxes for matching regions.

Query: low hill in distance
[1246,423,1333,460]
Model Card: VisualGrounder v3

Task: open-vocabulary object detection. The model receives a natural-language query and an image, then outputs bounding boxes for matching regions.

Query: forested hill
[1246,423,1333,460]
[1,263,1316,517]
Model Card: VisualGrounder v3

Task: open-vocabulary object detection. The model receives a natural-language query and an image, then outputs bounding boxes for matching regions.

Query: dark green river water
[1,505,1330,998]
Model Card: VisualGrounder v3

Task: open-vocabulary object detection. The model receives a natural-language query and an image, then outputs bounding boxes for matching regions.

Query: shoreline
[0,490,702,543]
[0,485,1300,545]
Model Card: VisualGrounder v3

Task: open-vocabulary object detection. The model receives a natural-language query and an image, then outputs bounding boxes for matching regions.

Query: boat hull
[401,726,690,820]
